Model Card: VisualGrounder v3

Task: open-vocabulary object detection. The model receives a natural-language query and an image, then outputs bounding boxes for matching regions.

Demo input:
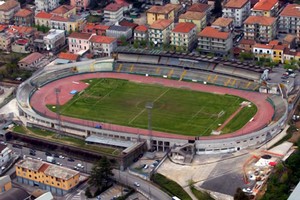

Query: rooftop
[198,26,230,39]
[224,0,249,9]
[253,0,278,11]
[212,17,233,27]
[14,8,32,17]
[104,3,123,12]
[280,4,300,17]
[179,11,206,20]
[253,43,274,49]
[150,19,173,30]
[51,5,75,16]
[84,23,110,31]
[44,29,65,40]
[58,52,79,61]
[284,34,296,43]
[16,158,44,171]
[68,32,93,40]
[135,25,148,32]
[188,3,211,12]
[35,11,53,19]
[108,25,130,32]
[90,35,116,44]
[18,52,45,65]
[172,22,196,33]
[44,164,79,181]
[239,38,256,45]
[147,5,174,14]
[0,0,19,11]
[119,19,138,29]
[244,15,276,26]
[0,143,7,152]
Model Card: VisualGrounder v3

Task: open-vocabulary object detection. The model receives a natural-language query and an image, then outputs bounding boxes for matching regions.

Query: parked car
[134,182,140,187]
[68,158,75,162]
[29,152,36,156]
[59,155,65,159]
[53,154,59,158]
[12,144,22,149]
[45,152,52,156]
[77,163,84,169]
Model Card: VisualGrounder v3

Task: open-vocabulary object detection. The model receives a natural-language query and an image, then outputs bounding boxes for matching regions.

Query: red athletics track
[30,73,274,140]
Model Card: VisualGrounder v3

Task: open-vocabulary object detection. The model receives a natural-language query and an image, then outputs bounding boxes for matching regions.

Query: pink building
[70,0,90,11]
[68,32,93,54]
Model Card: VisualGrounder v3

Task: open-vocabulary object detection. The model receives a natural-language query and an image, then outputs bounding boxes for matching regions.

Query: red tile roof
[90,35,116,44]
[51,15,68,22]
[0,25,8,32]
[253,0,278,11]
[212,17,233,27]
[14,9,32,17]
[224,0,249,9]
[119,19,138,29]
[179,11,206,20]
[198,27,230,39]
[188,3,211,12]
[38,163,49,173]
[147,5,174,14]
[0,0,19,11]
[280,4,300,17]
[244,15,276,26]
[253,43,273,49]
[172,22,195,33]
[58,52,79,61]
[35,11,53,19]
[7,25,35,35]
[19,52,45,65]
[104,3,123,12]
[239,39,256,45]
[51,5,75,15]
[135,25,148,32]
[68,32,93,40]
[150,19,173,30]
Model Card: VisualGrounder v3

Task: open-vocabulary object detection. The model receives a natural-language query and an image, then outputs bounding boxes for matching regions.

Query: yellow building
[0,175,12,193]
[272,45,285,63]
[179,11,206,32]
[149,19,174,47]
[146,4,175,25]
[16,158,80,196]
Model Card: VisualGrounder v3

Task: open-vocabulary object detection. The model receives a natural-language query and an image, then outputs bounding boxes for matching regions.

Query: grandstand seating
[268,95,287,121]
[138,55,159,64]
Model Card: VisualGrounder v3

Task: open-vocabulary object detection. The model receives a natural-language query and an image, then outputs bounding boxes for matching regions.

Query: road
[7,143,171,200]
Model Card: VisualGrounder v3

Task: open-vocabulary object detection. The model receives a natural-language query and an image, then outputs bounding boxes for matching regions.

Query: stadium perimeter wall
[16,59,288,154]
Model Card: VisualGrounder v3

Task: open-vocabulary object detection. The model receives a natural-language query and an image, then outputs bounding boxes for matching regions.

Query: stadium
[16,49,288,157]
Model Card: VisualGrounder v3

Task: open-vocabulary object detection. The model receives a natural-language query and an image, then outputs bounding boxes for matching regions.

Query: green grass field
[48,78,257,136]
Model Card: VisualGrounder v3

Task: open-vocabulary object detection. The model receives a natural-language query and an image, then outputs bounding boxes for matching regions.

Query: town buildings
[148,19,174,46]
[178,11,206,32]
[106,25,132,40]
[0,0,20,24]
[18,52,46,70]
[35,0,59,13]
[89,35,117,57]
[103,3,124,24]
[68,32,93,54]
[146,4,175,25]
[171,22,197,51]
[70,0,90,11]
[251,0,279,17]
[14,9,34,26]
[222,0,251,27]
[43,29,66,53]
[0,144,12,170]
[134,25,148,41]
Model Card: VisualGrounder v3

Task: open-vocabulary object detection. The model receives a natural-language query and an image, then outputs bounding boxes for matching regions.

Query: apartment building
[278,4,300,42]
[134,25,148,41]
[51,5,76,18]
[187,3,212,21]
[16,158,80,196]
[211,17,234,32]
[238,39,256,52]
[18,52,46,70]
[89,35,117,57]
[149,19,174,46]
[244,15,277,43]
[0,32,13,51]
[251,0,279,17]
[0,144,12,170]
[103,3,124,24]
[70,0,90,11]
[44,29,65,53]
[68,32,93,54]
[35,0,60,12]
[222,0,251,27]
[146,4,175,25]
[171,22,197,51]
[178,11,206,32]
[106,25,132,40]
[198,26,233,55]
[252,43,285,63]
[14,9,34,26]
[0,0,20,24]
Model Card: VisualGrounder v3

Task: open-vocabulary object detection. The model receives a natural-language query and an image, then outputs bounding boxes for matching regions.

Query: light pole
[145,102,153,151]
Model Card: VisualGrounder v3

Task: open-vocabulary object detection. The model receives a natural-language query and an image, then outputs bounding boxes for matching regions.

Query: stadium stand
[138,55,159,64]
[118,53,139,63]
[268,95,287,121]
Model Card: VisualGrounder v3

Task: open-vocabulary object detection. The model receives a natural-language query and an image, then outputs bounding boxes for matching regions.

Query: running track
[30,73,274,140]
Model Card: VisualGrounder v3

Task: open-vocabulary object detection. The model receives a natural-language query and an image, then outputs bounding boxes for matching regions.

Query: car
[59,155,65,159]
[29,152,36,156]
[53,154,59,158]
[30,149,36,153]
[281,75,289,79]
[77,163,84,169]
[45,152,52,156]
[143,164,148,169]
[56,162,62,166]
[12,144,22,149]
[134,182,140,187]
[68,158,75,162]
[73,166,79,170]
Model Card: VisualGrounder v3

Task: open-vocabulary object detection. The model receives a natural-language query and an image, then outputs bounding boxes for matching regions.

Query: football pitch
[49,78,257,136]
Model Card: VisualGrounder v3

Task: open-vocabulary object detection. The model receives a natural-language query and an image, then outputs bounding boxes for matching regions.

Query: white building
[222,0,251,28]
[149,19,174,47]
[35,0,60,12]
[0,144,12,170]
[103,3,124,24]
[106,25,132,40]
[171,22,197,51]
[89,35,117,57]
[43,29,65,53]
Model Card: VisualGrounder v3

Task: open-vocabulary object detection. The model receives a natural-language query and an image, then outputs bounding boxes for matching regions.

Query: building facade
[106,25,132,40]
[70,0,90,11]
[44,29,66,53]
[35,0,60,13]
[14,9,34,26]
[251,0,279,17]
[170,22,197,51]
[222,0,251,27]
[18,52,45,70]
[68,32,93,54]
[211,17,234,32]
[0,0,20,24]
[134,25,148,41]
[103,3,124,24]
[0,144,12,170]
[178,11,206,32]
[146,4,175,25]
[148,19,174,46]
[89,35,117,57]
[0,32,13,51]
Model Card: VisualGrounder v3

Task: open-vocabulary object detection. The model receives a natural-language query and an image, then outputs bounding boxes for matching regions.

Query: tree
[88,156,114,189]
[85,187,92,198]
[234,188,249,200]
[119,36,128,46]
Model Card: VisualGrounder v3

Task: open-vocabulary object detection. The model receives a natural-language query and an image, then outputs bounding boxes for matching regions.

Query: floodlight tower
[145,102,153,150]
[55,88,63,137]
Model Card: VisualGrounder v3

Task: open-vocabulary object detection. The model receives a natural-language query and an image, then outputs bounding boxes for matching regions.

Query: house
[252,43,286,63]
[0,32,12,51]
[238,39,256,53]
[58,52,79,62]
[16,158,80,196]
[244,15,277,43]
[82,23,110,35]
[0,175,12,193]
[198,26,233,55]
[50,5,76,18]
[251,0,279,17]
[35,0,59,12]
[146,4,175,25]
[43,29,66,53]
[149,19,174,47]
[222,0,251,27]
[283,34,297,49]
[211,17,234,32]
[119,19,138,32]
[14,9,34,26]
[178,11,206,32]
[70,0,90,11]
[106,25,132,40]
[11,38,31,53]
[68,32,93,54]
[89,35,117,57]
[134,25,148,41]
[0,144,12,171]
[187,3,212,21]
[171,22,197,51]
[278,4,300,43]
[0,187,30,200]
[0,0,20,24]
[18,52,45,70]
[103,3,124,24]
